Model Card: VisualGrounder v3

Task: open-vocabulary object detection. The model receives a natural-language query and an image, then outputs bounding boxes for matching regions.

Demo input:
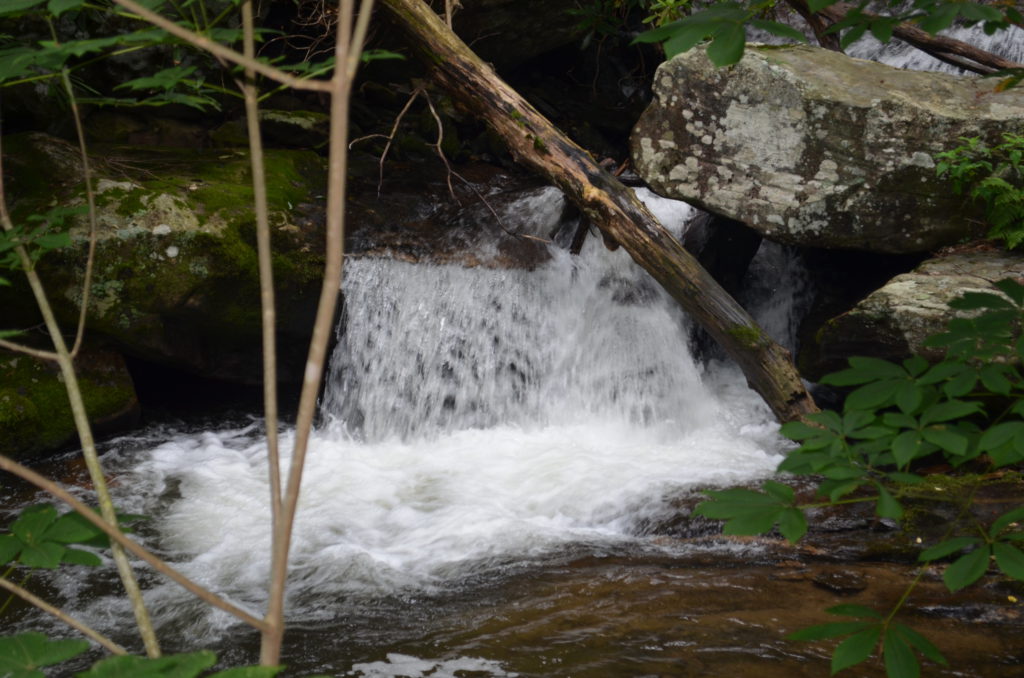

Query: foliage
[0,632,89,678]
[0,504,112,569]
[694,279,1024,677]
[0,638,298,678]
[935,133,1024,249]
[0,205,82,286]
[632,0,1021,67]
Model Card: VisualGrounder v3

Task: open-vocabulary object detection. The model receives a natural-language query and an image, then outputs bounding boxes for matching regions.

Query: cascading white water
[58,187,795,645]
[22,19,1018,670]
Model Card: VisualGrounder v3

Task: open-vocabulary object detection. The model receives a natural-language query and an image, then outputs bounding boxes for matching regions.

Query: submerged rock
[630,45,1024,253]
[0,346,139,459]
[803,247,1024,378]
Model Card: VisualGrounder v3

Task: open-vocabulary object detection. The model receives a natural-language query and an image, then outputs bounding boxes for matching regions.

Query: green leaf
[60,547,101,567]
[892,430,922,467]
[787,621,871,641]
[846,380,897,410]
[826,604,883,619]
[0,633,89,678]
[979,422,1024,451]
[723,509,782,536]
[839,22,869,50]
[19,542,64,569]
[990,507,1024,538]
[979,365,1013,395]
[895,381,923,414]
[777,507,808,543]
[869,18,896,44]
[749,19,808,43]
[949,290,1015,311]
[919,536,982,562]
[920,401,980,426]
[47,0,84,16]
[883,627,920,678]
[875,484,903,519]
[943,546,991,591]
[706,24,745,67]
[0,0,45,16]
[0,533,23,563]
[831,625,881,674]
[921,427,968,456]
[943,368,977,397]
[76,651,217,678]
[780,421,826,441]
[762,480,795,503]
[11,505,58,544]
[892,623,947,666]
[45,511,105,545]
[992,542,1024,580]
[994,278,1024,305]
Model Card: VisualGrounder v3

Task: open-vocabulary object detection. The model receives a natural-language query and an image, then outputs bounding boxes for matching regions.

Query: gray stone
[630,45,1024,253]
[804,248,1024,378]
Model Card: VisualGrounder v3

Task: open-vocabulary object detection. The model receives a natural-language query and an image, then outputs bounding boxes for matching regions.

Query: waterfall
[46,187,795,645]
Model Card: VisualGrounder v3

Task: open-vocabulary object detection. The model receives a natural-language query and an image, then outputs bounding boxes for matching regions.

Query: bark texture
[379,0,818,423]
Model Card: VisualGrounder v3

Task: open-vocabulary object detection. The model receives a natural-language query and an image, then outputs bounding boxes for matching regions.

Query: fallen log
[818,2,1024,75]
[378,0,818,423]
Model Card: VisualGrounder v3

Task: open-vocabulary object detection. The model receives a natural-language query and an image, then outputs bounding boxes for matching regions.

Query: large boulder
[1,132,328,384]
[0,346,139,459]
[802,247,1024,378]
[630,45,1024,253]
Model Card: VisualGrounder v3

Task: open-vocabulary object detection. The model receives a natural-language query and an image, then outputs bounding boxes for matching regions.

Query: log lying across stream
[378,0,819,423]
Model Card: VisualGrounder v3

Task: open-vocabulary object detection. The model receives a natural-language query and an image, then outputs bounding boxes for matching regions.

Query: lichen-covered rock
[802,248,1024,378]
[0,132,327,384]
[630,45,1024,253]
[0,346,139,459]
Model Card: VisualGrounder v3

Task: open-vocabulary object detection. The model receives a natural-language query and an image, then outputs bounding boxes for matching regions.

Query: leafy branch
[694,278,1024,676]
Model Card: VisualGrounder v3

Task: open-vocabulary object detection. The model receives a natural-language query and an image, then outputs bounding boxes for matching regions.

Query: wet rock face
[630,45,1024,253]
[804,248,1024,378]
[1,132,328,385]
[0,346,139,459]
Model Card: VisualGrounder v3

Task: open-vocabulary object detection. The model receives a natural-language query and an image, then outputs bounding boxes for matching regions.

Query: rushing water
[10,22,1024,677]
[10,187,805,674]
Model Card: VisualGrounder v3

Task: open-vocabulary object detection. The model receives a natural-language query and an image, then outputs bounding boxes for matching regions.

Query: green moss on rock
[0,132,329,384]
[0,347,139,459]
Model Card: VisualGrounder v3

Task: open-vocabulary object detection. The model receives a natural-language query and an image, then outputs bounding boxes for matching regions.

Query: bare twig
[261,0,376,665]
[110,0,333,91]
[0,338,59,361]
[350,85,423,197]
[0,136,162,659]
[239,0,283,546]
[422,89,458,200]
[53,64,98,360]
[0,578,127,655]
[0,453,267,632]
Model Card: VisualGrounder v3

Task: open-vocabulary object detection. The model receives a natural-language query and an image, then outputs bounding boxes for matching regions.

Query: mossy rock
[0,347,139,459]
[0,132,328,384]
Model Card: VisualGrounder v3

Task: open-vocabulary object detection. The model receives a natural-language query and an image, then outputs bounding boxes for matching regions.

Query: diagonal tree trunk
[379,0,818,423]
